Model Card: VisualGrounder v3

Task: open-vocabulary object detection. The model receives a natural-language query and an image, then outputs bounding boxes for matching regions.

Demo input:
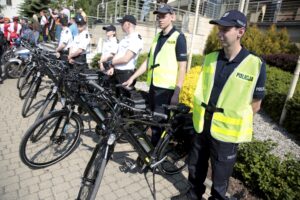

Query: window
[6,0,12,6]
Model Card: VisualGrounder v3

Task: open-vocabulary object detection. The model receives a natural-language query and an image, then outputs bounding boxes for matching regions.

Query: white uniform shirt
[102,37,118,57]
[40,16,47,26]
[70,29,90,55]
[59,27,73,51]
[8,23,22,35]
[114,32,143,70]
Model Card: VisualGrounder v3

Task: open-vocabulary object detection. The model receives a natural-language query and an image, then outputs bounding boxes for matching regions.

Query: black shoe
[0,79,3,84]
[171,191,192,200]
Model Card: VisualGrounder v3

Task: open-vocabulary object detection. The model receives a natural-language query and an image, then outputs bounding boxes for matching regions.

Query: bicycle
[19,69,119,169]
[76,82,193,200]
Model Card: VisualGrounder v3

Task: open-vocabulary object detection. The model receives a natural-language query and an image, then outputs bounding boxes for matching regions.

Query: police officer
[68,14,90,69]
[98,24,118,72]
[105,15,143,89]
[55,14,73,61]
[123,4,187,145]
[171,10,266,200]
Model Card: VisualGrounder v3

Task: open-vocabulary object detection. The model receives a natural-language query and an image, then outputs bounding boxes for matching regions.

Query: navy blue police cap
[209,10,247,28]
[103,24,116,32]
[153,4,174,14]
[117,15,137,25]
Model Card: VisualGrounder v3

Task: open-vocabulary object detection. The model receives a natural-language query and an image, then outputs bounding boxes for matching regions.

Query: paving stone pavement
[0,78,213,200]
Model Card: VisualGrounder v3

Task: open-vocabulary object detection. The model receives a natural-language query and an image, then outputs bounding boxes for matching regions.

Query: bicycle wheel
[5,61,23,79]
[1,49,14,65]
[77,137,113,200]
[17,63,31,89]
[19,110,83,169]
[19,68,35,99]
[157,134,188,175]
[21,79,41,117]
[34,92,59,122]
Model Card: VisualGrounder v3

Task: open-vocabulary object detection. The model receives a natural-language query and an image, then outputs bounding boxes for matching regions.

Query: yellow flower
[179,66,202,109]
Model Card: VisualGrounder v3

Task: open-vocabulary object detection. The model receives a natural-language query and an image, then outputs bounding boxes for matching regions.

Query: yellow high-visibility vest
[193,51,262,143]
[147,31,180,89]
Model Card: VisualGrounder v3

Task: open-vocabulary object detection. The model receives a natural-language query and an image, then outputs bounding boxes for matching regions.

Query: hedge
[204,25,300,56]
[234,140,300,200]
[263,67,300,137]
[262,54,299,73]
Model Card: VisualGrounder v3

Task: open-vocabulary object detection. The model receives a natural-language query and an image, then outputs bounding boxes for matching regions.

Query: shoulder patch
[138,34,142,40]
[66,30,68,33]
[86,34,88,38]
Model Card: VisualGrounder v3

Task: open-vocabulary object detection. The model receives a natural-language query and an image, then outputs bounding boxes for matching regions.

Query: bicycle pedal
[119,159,137,173]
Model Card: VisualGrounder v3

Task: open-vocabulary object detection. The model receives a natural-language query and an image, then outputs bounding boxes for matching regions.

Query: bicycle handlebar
[115,84,134,91]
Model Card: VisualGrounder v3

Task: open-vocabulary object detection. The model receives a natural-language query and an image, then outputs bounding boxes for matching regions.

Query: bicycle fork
[89,133,116,200]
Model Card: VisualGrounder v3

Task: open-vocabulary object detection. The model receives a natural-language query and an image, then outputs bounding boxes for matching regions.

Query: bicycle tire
[21,79,41,117]
[157,134,188,175]
[19,68,35,99]
[5,61,23,79]
[17,63,31,90]
[77,138,113,200]
[34,92,59,122]
[19,110,83,169]
[1,49,14,65]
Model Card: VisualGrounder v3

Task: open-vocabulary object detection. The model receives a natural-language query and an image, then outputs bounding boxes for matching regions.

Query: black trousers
[148,84,174,145]
[113,69,135,98]
[187,113,238,200]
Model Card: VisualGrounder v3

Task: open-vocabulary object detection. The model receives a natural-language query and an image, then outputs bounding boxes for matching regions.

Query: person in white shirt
[9,16,22,38]
[106,15,143,90]
[55,14,73,61]
[68,14,90,70]
[98,24,118,72]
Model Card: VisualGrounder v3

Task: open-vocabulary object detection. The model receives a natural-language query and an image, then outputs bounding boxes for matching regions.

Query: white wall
[0,0,24,18]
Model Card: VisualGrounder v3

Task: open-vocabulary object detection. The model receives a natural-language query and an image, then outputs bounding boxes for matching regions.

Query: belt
[201,102,224,120]
[115,69,135,74]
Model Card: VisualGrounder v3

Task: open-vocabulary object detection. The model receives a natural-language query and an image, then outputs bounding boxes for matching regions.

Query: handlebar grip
[115,84,134,91]
[152,112,168,120]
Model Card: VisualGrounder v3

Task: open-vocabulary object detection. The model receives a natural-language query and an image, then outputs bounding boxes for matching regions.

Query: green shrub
[179,66,202,108]
[234,140,300,200]
[90,53,101,69]
[204,26,221,55]
[262,54,298,73]
[191,54,204,67]
[136,53,148,82]
[262,66,300,137]
[204,25,300,55]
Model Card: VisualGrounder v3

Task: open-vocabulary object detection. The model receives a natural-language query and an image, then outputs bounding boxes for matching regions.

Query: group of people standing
[97,4,266,200]
[0,3,267,199]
